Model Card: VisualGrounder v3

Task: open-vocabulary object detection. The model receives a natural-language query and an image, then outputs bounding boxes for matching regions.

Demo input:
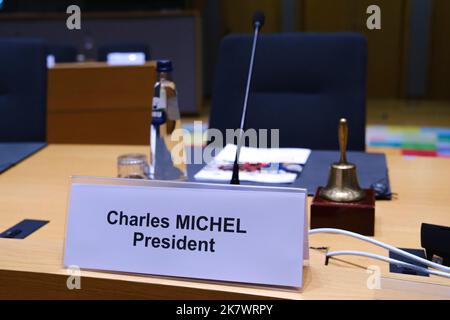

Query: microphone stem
[231,24,260,185]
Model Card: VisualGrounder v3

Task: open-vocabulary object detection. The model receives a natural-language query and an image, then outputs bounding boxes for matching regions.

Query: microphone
[230,11,265,185]
[252,11,265,29]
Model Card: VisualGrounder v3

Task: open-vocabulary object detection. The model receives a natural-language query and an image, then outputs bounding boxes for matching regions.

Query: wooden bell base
[311,187,375,236]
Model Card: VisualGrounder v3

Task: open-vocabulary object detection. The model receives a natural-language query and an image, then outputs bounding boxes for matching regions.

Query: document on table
[194,144,311,184]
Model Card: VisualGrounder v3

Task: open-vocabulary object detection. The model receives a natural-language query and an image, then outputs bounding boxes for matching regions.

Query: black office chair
[97,43,151,61]
[47,44,78,63]
[209,33,368,150]
[0,38,47,142]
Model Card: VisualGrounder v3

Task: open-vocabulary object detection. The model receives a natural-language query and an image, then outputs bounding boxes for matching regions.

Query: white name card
[64,177,308,287]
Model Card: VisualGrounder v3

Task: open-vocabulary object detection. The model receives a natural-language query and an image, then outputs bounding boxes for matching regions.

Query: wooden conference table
[0,145,449,299]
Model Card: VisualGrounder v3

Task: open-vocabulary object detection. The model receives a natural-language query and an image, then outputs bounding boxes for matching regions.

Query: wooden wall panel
[217,0,409,98]
[301,0,407,98]
[221,0,282,34]
[356,0,407,99]
[301,0,355,31]
[429,0,450,99]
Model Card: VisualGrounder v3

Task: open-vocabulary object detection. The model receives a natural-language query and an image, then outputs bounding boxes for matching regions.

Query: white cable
[309,228,450,273]
[326,250,450,279]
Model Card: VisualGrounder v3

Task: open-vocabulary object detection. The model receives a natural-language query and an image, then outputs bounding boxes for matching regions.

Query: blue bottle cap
[157,60,173,72]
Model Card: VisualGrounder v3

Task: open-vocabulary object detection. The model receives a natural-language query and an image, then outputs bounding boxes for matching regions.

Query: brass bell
[320,118,365,202]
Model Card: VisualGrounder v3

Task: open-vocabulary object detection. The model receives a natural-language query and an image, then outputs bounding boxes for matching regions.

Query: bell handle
[339,118,348,163]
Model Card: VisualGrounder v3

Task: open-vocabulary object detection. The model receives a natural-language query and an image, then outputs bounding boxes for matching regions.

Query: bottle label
[152,86,167,125]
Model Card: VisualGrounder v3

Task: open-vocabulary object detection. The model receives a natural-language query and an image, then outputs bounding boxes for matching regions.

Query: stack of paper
[194,144,311,184]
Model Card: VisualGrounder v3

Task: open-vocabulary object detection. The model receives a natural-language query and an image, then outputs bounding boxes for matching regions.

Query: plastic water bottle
[149,60,187,180]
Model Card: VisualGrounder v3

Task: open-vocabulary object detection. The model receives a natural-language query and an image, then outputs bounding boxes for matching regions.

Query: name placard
[64,177,308,287]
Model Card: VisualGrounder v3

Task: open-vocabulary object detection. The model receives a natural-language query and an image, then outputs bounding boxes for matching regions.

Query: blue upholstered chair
[97,43,151,61]
[0,38,47,142]
[47,44,78,63]
[209,33,368,150]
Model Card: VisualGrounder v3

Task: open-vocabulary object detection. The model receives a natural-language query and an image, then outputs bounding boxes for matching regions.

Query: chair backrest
[209,33,367,151]
[47,44,78,63]
[97,43,151,61]
[0,38,47,142]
